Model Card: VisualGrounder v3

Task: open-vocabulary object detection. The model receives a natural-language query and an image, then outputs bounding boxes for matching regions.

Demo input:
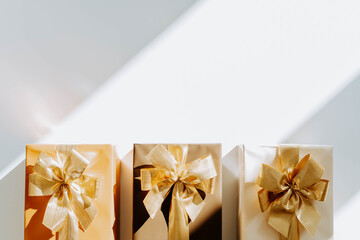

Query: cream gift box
[238,145,333,240]
[25,144,120,240]
[132,144,222,240]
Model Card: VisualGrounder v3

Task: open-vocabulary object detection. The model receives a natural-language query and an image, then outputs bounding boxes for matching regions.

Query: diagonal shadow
[283,75,360,211]
[0,0,200,174]
[0,4,202,236]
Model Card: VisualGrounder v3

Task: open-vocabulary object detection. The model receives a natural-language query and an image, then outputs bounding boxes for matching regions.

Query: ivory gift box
[25,144,120,240]
[238,145,333,240]
[132,144,222,240]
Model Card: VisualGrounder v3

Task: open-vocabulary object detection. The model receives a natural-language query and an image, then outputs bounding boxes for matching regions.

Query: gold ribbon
[140,144,217,240]
[28,145,99,240]
[256,145,329,240]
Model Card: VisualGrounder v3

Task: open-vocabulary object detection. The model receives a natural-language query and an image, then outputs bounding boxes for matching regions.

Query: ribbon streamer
[256,145,329,240]
[28,145,99,240]
[140,144,217,240]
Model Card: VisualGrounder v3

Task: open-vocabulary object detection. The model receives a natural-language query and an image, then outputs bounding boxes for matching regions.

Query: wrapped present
[25,144,119,240]
[133,144,222,240]
[238,145,333,240]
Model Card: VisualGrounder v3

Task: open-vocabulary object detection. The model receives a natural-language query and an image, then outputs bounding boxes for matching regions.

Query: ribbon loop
[28,173,59,196]
[28,146,99,240]
[33,152,63,182]
[168,144,188,168]
[256,164,287,192]
[293,155,324,189]
[256,145,329,240]
[279,145,299,176]
[140,144,217,240]
[257,189,271,212]
[146,144,177,171]
[64,149,90,179]
[305,179,328,201]
[77,175,100,199]
[181,155,217,185]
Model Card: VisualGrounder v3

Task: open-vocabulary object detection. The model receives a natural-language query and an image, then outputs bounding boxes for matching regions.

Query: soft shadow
[133,164,155,233]
[283,77,360,210]
[24,165,53,239]
[190,208,222,240]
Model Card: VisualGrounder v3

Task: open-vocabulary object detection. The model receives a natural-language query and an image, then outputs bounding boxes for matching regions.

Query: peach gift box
[25,144,120,240]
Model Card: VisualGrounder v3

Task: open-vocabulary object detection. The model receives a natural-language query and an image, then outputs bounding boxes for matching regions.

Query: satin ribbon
[28,145,99,240]
[140,144,217,240]
[256,145,329,240]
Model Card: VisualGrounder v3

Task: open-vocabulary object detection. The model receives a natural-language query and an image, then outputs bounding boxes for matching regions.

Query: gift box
[25,144,119,240]
[238,145,333,240]
[133,144,222,240]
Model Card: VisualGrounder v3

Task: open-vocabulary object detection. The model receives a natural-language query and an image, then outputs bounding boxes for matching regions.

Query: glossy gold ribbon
[28,145,99,240]
[256,145,329,240]
[140,144,217,240]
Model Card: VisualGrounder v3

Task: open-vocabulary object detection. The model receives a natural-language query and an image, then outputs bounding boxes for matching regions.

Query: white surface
[335,190,360,239]
[1,0,360,239]
[42,0,359,152]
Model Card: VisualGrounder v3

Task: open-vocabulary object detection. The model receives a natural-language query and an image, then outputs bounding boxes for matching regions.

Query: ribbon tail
[296,197,321,237]
[70,186,97,231]
[43,190,69,232]
[287,215,299,240]
[169,182,189,240]
[279,215,299,240]
[143,184,172,219]
[181,185,206,222]
[58,210,79,240]
[268,203,293,238]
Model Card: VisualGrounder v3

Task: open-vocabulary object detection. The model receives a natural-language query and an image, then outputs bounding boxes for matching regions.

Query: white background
[1,0,360,239]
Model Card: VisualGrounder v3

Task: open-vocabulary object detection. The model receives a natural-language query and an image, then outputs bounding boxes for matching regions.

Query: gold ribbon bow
[256,145,329,240]
[140,144,217,240]
[28,145,99,240]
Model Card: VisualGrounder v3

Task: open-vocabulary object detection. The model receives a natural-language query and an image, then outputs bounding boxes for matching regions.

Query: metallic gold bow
[140,144,217,240]
[28,145,99,240]
[256,145,329,240]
